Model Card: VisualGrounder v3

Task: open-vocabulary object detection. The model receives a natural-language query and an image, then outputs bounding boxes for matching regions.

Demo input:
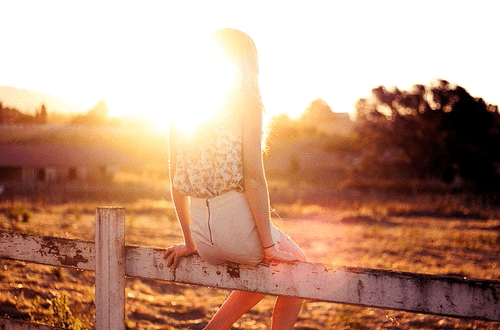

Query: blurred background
[1,0,499,205]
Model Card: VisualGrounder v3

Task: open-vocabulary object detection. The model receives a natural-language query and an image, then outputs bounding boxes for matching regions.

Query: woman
[163,28,306,330]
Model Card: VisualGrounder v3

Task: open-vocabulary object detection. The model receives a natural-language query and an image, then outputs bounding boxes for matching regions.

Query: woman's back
[171,124,245,199]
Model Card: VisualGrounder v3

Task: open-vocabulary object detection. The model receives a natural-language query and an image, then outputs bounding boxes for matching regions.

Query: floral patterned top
[171,127,245,199]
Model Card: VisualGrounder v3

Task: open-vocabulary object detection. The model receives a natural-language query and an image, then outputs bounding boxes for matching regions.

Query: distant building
[0,145,139,189]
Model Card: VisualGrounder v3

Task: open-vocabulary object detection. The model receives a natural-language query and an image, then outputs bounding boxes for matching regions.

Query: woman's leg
[272,231,307,330]
[205,230,306,330]
[204,290,265,330]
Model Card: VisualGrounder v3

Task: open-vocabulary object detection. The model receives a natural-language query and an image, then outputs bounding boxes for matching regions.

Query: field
[0,186,499,329]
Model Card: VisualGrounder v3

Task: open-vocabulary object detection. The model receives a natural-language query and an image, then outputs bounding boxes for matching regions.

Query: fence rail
[0,207,499,329]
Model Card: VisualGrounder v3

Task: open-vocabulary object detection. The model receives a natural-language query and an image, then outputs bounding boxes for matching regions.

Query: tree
[301,98,334,124]
[71,99,112,125]
[36,104,48,123]
[269,114,300,140]
[355,79,500,190]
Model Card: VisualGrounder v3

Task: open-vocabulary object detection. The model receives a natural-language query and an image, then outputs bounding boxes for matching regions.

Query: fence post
[95,207,126,330]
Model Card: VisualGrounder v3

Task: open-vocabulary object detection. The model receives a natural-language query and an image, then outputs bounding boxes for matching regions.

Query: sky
[1,0,499,128]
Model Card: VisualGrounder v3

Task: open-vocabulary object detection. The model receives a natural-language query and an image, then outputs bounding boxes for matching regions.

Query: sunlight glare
[169,38,237,134]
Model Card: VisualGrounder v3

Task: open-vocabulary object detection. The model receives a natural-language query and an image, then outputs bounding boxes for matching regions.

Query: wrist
[184,235,196,249]
[184,241,197,252]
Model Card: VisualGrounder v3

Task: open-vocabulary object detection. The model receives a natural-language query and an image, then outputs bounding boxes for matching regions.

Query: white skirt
[189,190,282,266]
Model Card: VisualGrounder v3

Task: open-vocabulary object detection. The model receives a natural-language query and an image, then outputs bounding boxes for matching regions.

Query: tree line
[355,79,500,191]
[270,79,500,192]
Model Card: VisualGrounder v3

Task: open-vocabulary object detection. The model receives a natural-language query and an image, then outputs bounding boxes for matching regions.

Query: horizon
[1,1,499,128]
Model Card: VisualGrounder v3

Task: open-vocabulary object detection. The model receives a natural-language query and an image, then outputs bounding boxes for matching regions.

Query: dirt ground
[0,197,499,329]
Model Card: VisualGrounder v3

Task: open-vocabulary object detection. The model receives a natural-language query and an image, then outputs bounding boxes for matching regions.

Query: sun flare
[168,39,238,134]
[89,34,239,135]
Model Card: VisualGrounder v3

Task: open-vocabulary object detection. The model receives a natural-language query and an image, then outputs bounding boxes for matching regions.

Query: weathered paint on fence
[0,230,94,270]
[1,212,499,323]
[126,246,500,321]
[95,207,126,330]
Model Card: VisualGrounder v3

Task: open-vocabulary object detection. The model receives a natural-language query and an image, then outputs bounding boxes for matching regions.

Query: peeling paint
[226,263,240,278]
[57,249,88,267]
[3,227,500,322]
[39,237,61,257]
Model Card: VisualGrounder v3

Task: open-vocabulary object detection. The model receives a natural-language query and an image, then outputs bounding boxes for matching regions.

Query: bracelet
[263,243,275,250]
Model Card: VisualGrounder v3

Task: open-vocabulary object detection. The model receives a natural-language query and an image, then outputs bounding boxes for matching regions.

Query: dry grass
[0,189,499,329]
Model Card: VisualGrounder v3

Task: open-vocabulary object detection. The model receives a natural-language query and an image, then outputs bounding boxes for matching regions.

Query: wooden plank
[126,247,500,322]
[95,207,126,330]
[0,318,65,330]
[1,229,499,321]
[0,230,94,270]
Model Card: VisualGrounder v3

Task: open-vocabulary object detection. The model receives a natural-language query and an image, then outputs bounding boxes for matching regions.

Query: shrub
[5,205,32,223]
[47,292,83,330]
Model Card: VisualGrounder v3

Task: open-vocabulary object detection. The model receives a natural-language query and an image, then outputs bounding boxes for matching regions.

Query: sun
[92,31,239,135]
[166,38,238,134]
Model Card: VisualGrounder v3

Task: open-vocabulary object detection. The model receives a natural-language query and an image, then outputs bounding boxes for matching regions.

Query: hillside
[0,86,90,115]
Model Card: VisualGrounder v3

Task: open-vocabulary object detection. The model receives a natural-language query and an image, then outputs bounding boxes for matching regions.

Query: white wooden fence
[0,207,499,329]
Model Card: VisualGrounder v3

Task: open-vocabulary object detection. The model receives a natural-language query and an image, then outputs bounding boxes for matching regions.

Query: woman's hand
[264,246,300,263]
[163,244,196,268]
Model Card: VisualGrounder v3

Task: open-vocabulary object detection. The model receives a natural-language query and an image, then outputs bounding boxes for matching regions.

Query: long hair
[211,28,261,99]
[211,28,271,148]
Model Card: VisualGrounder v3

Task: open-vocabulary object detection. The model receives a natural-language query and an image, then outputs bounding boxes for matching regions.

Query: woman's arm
[241,94,298,262]
[163,127,196,268]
